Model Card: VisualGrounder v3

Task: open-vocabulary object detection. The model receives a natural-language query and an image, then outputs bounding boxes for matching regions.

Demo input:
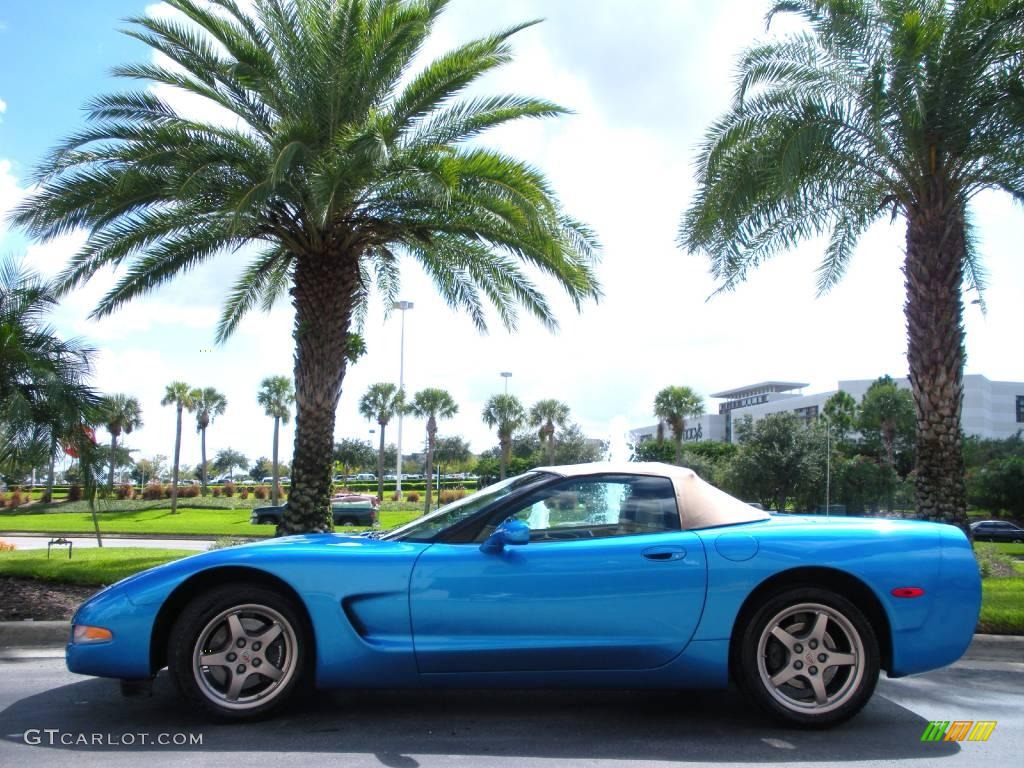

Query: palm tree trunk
[45,437,56,504]
[904,194,967,532]
[200,426,208,496]
[376,425,386,502]
[546,421,556,465]
[424,420,436,515]
[108,433,117,491]
[170,404,182,515]
[500,434,510,480]
[284,255,359,535]
[271,416,281,506]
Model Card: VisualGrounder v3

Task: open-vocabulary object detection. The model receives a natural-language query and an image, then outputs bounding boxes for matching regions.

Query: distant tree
[257,376,294,507]
[191,387,227,496]
[529,399,571,465]
[653,385,705,464]
[359,383,404,502]
[132,454,166,486]
[967,456,1024,517]
[407,388,458,513]
[858,376,915,470]
[161,381,195,514]
[631,439,677,463]
[213,448,248,481]
[728,414,822,512]
[434,436,472,477]
[823,391,858,443]
[333,439,376,480]
[553,423,606,465]
[482,394,527,480]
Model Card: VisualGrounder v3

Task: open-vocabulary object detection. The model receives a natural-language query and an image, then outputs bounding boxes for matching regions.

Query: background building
[631,375,1024,446]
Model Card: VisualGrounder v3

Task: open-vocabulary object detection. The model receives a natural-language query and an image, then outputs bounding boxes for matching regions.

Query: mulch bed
[0,577,99,621]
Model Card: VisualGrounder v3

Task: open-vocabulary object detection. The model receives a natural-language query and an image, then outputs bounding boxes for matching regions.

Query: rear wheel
[737,587,879,727]
[256,515,274,525]
[336,516,357,527]
[168,584,309,720]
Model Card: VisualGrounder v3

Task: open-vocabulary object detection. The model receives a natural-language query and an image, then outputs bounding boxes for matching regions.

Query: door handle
[642,546,686,562]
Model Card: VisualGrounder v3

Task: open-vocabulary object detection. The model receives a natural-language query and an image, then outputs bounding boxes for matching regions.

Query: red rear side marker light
[891,587,925,598]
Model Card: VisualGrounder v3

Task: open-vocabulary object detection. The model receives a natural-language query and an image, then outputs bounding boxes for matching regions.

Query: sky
[1,0,1022,473]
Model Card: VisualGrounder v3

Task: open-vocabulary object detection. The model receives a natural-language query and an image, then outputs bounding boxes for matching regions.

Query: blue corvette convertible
[67,462,980,727]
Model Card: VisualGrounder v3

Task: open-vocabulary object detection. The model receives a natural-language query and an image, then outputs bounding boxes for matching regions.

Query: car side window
[474,475,680,543]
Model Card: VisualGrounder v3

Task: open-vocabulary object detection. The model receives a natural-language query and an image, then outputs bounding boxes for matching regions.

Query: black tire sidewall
[737,586,880,728]
[167,583,310,720]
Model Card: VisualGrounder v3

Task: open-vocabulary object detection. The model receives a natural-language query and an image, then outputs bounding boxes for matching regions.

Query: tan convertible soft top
[536,461,770,531]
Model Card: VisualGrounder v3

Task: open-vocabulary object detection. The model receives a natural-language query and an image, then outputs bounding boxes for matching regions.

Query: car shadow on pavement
[1,671,959,763]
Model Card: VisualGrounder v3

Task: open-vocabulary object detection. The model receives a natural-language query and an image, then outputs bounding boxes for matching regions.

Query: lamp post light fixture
[500,371,512,394]
[394,300,414,497]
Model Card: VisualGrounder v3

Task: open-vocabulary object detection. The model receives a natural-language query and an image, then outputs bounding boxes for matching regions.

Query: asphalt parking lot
[0,654,1021,767]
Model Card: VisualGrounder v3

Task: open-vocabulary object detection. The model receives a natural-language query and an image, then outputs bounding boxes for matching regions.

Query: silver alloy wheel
[756,601,865,716]
[191,603,299,711]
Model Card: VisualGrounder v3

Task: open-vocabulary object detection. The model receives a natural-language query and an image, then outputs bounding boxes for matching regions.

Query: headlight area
[72,625,113,644]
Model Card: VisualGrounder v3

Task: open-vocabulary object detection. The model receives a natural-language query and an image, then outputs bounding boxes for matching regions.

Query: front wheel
[167,584,309,720]
[737,587,879,727]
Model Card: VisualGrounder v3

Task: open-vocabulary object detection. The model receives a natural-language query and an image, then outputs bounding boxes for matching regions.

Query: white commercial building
[631,375,1024,446]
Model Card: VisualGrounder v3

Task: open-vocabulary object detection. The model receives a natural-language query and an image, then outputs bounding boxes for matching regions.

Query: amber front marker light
[891,587,925,598]
[73,625,113,643]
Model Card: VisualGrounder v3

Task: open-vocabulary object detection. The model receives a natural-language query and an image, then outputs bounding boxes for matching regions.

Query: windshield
[384,472,553,541]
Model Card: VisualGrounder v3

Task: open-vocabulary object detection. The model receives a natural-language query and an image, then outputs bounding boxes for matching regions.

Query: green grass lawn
[975,541,1024,557]
[0,505,420,536]
[978,578,1024,634]
[0,547,194,586]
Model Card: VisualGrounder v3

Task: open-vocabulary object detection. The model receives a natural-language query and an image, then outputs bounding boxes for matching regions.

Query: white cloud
[0,96,7,120]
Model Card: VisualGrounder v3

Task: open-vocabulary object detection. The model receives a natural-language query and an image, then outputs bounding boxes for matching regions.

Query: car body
[250,501,378,528]
[351,472,377,482]
[970,519,1024,543]
[67,462,979,727]
[331,491,380,509]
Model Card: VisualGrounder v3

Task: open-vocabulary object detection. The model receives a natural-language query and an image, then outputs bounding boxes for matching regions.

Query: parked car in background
[67,462,979,727]
[352,472,376,482]
[332,491,380,509]
[250,500,377,528]
[970,520,1024,543]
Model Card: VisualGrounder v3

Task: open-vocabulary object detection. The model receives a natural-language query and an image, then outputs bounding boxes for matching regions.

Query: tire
[256,516,274,525]
[336,517,357,527]
[737,587,879,728]
[167,583,310,720]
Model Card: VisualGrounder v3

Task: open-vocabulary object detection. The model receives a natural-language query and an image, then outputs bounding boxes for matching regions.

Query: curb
[0,620,68,650]
[1,621,1021,661]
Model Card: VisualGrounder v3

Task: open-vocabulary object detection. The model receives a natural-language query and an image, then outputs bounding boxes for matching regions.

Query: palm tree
[161,381,194,514]
[679,0,1023,531]
[190,387,227,496]
[482,394,526,480]
[529,399,571,465]
[13,0,600,535]
[653,386,705,465]
[407,388,458,513]
[359,383,404,503]
[257,376,294,506]
[858,376,915,469]
[101,394,143,490]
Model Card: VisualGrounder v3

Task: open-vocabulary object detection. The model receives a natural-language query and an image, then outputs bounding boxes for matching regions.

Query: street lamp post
[394,300,414,497]
[500,371,512,394]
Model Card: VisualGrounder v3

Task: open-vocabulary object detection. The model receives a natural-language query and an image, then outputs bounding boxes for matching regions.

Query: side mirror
[480,518,530,554]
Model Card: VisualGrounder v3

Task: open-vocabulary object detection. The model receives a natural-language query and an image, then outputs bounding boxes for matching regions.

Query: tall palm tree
[161,381,194,515]
[482,394,526,480]
[407,388,458,513]
[679,0,1024,531]
[13,0,600,535]
[190,387,227,496]
[101,394,143,490]
[257,376,294,506]
[653,386,705,465]
[359,383,404,502]
[529,399,571,465]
